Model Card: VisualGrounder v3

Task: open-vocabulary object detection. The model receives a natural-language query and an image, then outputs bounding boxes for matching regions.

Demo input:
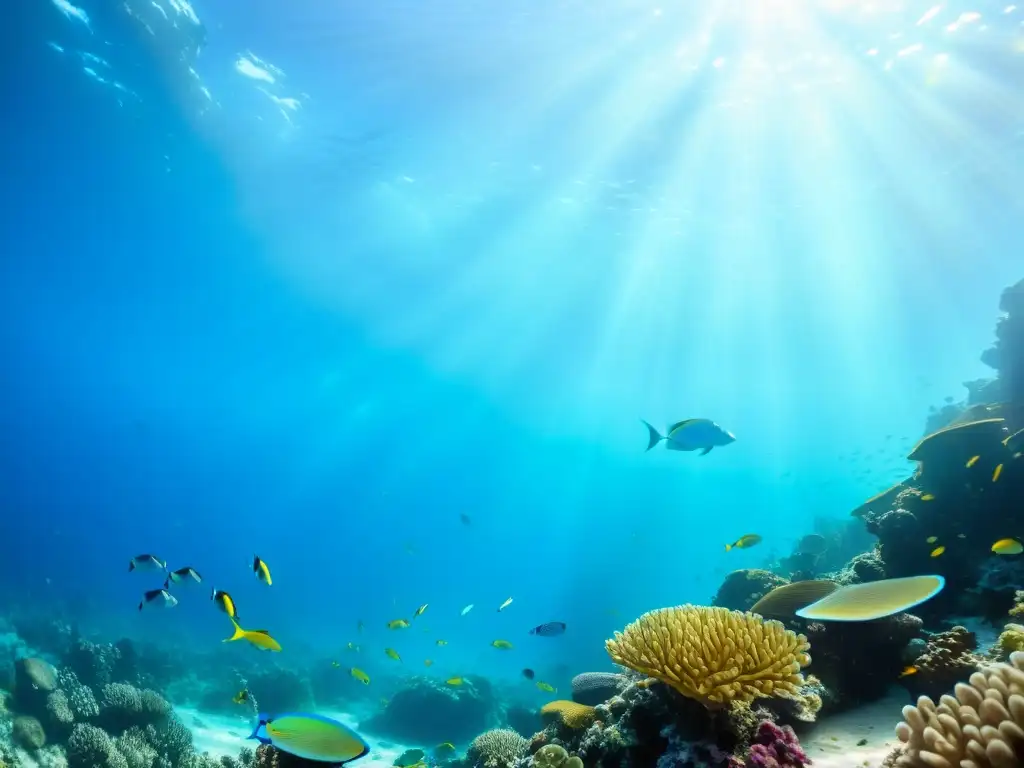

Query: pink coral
[744,722,809,768]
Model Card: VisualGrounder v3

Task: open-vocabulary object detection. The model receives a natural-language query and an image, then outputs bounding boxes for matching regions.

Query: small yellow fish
[346,642,360,652]
[491,639,513,650]
[252,555,272,586]
[414,604,428,618]
[992,538,1024,556]
[921,493,935,502]
[926,536,938,544]
[725,534,762,552]
[900,665,918,678]
[388,619,411,630]
[536,681,555,693]
[930,546,946,558]
[446,677,463,686]
[385,648,402,662]
[350,667,370,685]
[223,620,282,652]
[993,464,1004,482]
[424,659,434,667]
[436,639,448,646]
[232,689,249,704]
[966,455,981,468]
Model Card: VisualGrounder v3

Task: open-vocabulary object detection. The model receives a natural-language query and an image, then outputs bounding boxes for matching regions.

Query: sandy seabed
[801,692,908,768]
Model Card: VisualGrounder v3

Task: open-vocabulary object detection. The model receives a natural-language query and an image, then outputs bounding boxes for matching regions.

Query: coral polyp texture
[539,700,597,730]
[605,605,811,708]
[893,650,1024,767]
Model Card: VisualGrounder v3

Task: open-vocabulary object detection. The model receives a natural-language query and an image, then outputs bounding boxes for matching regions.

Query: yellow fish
[992,538,1024,556]
[350,668,370,685]
[414,604,428,618]
[385,648,402,662]
[211,589,239,620]
[435,743,456,755]
[725,534,762,552]
[252,555,272,586]
[424,659,434,667]
[993,464,1004,482]
[223,619,281,652]
[926,536,938,544]
[930,546,945,558]
[536,681,555,693]
[436,639,448,646]
[966,455,981,468]
[899,665,918,677]
[387,619,411,630]
[346,642,360,652]
[491,639,513,650]
[232,689,249,704]
[446,677,463,686]
[921,493,935,502]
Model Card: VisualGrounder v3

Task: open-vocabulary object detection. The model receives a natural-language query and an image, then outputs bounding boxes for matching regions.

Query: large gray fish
[641,418,736,456]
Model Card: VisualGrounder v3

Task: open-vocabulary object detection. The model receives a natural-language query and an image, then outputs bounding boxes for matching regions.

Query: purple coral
[745,721,809,768]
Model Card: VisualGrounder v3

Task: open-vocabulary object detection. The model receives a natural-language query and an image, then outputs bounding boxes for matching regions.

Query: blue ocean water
[1,0,1022,702]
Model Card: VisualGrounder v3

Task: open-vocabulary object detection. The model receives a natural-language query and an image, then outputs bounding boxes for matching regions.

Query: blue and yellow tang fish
[253,555,272,586]
[249,712,370,764]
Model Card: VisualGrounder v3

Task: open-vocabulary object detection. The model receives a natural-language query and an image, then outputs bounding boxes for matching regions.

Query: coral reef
[467,728,528,768]
[606,606,810,707]
[570,674,623,707]
[891,650,1024,766]
[12,715,47,750]
[539,702,596,731]
[362,676,496,744]
[744,721,808,768]
[981,277,1024,404]
[712,571,789,613]
[901,626,981,700]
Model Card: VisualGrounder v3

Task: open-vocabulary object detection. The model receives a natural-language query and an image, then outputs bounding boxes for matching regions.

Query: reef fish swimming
[528,622,567,637]
[249,712,370,765]
[794,575,945,622]
[253,555,272,586]
[725,534,762,552]
[129,554,166,572]
[138,588,177,611]
[211,589,240,620]
[641,418,736,455]
[224,620,282,652]
[992,538,1024,556]
[164,567,202,588]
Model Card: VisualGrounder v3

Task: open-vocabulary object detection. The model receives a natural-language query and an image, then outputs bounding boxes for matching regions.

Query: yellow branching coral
[605,605,811,707]
[894,651,1024,767]
[540,700,597,729]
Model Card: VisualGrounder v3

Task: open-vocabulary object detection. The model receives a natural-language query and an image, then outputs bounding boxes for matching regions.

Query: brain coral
[894,650,1024,767]
[605,605,811,707]
[466,728,528,768]
[540,701,597,730]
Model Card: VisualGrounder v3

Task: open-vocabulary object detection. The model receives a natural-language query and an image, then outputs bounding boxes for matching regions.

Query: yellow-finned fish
[211,589,240,621]
[926,536,938,544]
[424,659,434,667]
[491,639,513,650]
[346,642,360,652]
[992,538,1024,556]
[253,555,272,586]
[497,597,513,612]
[385,648,402,662]
[232,688,249,704]
[899,665,918,678]
[350,668,370,685]
[414,604,428,618]
[921,493,935,502]
[725,534,762,552]
[251,713,369,764]
[387,619,411,630]
[966,455,981,468]
[446,677,463,686]
[930,546,945,558]
[223,619,281,652]
[436,639,448,646]
[993,464,1004,482]
[536,681,555,693]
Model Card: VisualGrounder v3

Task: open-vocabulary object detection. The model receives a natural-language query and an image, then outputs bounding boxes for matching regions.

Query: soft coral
[745,721,810,768]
